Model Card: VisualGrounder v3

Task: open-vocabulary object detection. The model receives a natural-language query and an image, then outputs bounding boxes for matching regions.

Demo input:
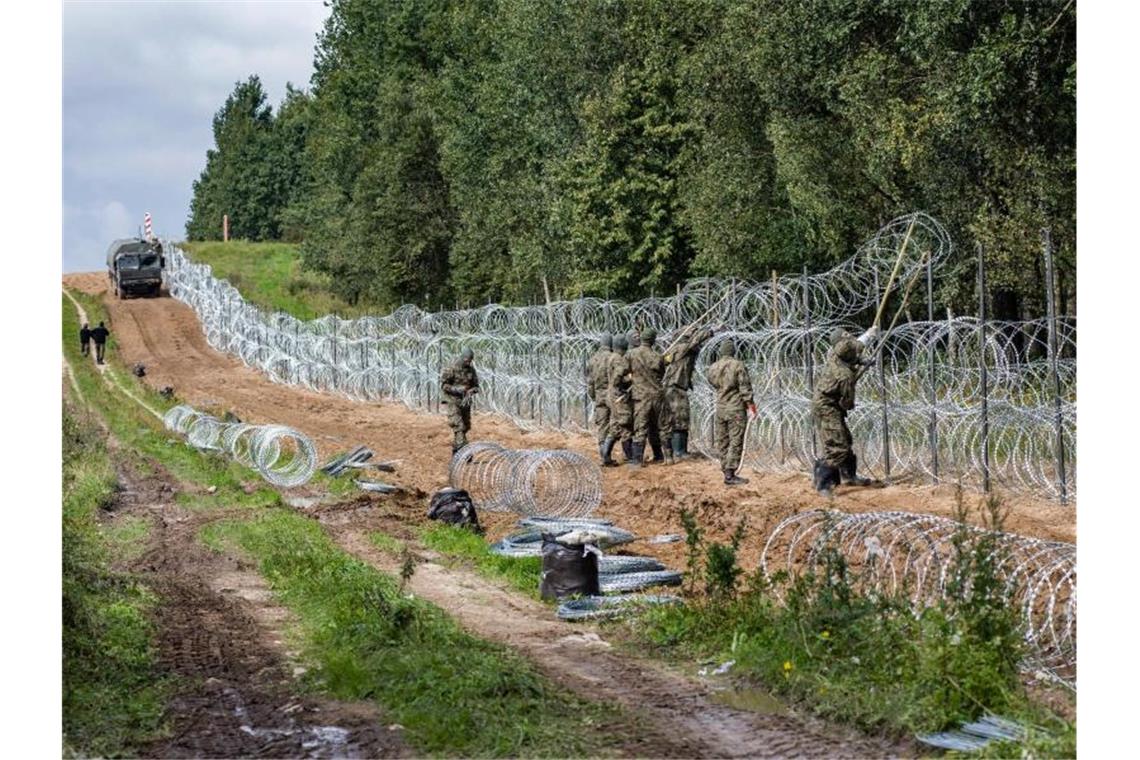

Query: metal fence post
[874,270,891,481]
[1042,229,1068,505]
[331,316,338,391]
[582,352,589,429]
[436,343,443,414]
[927,250,938,482]
[978,243,991,493]
[803,266,816,459]
[557,337,564,428]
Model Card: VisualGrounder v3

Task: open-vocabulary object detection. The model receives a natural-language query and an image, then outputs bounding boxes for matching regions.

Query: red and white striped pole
[223,214,230,242]
[144,211,153,241]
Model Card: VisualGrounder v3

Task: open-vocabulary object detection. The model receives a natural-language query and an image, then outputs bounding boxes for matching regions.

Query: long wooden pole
[872,216,918,328]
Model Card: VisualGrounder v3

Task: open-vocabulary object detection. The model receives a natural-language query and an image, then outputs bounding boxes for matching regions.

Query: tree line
[185,0,1075,320]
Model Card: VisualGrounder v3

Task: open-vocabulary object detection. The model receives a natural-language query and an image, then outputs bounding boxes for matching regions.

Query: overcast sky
[63,0,330,272]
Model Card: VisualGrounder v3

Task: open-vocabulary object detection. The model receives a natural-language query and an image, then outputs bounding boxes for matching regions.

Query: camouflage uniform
[606,346,634,445]
[812,337,862,470]
[627,342,665,445]
[586,345,612,444]
[661,326,714,438]
[440,355,480,452]
[707,345,754,476]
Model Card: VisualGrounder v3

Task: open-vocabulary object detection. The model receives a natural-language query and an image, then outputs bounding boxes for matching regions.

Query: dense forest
[186,0,1075,320]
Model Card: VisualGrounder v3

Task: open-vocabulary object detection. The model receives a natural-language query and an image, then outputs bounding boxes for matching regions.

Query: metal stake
[978,243,991,493]
[1042,229,1068,505]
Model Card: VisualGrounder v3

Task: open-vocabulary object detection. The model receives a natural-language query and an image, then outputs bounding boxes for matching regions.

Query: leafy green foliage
[186,0,1075,315]
[203,511,616,756]
[632,508,1073,748]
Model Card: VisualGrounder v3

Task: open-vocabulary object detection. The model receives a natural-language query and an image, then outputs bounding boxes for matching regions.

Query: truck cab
[107,238,165,298]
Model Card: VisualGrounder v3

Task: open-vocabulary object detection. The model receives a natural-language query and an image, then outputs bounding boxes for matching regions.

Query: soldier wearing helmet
[626,326,667,466]
[811,325,880,494]
[441,347,480,454]
[707,338,756,486]
[586,333,614,464]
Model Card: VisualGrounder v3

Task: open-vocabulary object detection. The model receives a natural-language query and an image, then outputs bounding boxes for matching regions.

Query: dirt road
[64,271,1074,572]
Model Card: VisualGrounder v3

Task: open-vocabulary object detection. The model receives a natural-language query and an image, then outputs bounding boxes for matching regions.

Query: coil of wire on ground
[759,510,1075,687]
[162,211,1075,500]
[449,442,602,518]
[162,404,317,487]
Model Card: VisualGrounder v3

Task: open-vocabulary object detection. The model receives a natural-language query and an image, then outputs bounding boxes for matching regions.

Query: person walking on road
[604,335,634,465]
[91,321,110,365]
[80,322,92,357]
[627,327,667,466]
[441,347,480,455]
[707,339,756,486]
[662,324,717,461]
[586,333,614,465]
[811,326,880,495]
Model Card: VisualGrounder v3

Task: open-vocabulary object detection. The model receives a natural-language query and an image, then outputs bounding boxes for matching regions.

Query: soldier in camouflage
[440,347,480,454]
[605,334,634,464]
[811,325,880,494]
[627,327,667,467]
[586,333,614,465]
[707,339,756,485]
[661,324,717,461]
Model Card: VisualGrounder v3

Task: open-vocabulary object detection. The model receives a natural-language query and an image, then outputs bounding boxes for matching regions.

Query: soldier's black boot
[648,432,665,463]
[840,453,873,486]
[621,439,633,463]
[813,459,841,495]
[628,441,645,469]
[601,437,618,467]
[671,432,685,462]
[679,430,690,458]
[724,469,748,486]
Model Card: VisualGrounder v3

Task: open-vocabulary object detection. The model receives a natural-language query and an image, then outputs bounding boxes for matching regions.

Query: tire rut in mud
[108,460,408,758]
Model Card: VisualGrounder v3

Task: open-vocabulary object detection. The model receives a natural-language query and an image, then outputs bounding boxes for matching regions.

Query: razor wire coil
[162,211,1074,499]
[449,442,603,518]
[162,404,317,487]
[759,509,1075,687]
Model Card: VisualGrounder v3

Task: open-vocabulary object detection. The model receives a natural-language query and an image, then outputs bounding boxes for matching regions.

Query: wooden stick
[872,216,918,328]
[662,286,734,354]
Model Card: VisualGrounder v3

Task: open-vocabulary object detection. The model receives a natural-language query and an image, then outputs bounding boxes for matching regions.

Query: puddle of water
[710,687,786,715]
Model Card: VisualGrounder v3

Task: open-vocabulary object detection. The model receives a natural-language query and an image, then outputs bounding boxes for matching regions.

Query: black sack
[540,534,600,601]
[427,488,482,533]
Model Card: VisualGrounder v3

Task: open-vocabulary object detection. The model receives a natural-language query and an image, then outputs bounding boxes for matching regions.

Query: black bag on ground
[540,534,600,601]
[427,488,482,533]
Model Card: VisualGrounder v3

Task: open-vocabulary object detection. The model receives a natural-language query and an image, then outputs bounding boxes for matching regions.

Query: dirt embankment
[65,271,1074,573]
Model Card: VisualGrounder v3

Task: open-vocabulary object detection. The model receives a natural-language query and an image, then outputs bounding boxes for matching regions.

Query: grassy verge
[203,510,617,757]
[419,524,543,600]
[180,241,379,319]
[63,403,167,756]
[63,289,282,509]
[618,505,1076,755]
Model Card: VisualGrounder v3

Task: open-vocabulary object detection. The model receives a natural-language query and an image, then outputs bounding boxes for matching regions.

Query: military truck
[106,238,165,298]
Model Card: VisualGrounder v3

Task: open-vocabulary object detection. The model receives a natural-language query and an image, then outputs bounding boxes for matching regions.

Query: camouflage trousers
[813,404,852,469]
[714,406,747,472]
[661,386,691,433]
[632,392,664,444]
[446,402,472,450]
[592,400,610,444]
[608,393,633,442]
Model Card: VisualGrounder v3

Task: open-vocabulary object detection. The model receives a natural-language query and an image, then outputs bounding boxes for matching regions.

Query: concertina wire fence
[163,212,1076,501]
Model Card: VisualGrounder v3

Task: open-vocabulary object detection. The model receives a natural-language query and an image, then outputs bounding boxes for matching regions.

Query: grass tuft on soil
[419,523,543,599]
[63,403,167,757]
[203,510,616,757]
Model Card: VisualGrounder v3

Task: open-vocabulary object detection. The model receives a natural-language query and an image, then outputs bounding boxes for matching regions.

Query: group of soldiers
[438,322,881,495]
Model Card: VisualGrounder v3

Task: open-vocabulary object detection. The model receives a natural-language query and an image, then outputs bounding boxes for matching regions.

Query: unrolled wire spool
[489,526,637,557]
[557,594,683,622]
[519,516,615,530]
[759,509,1075,687]
[598,556,664,574]
[450,442,602,518]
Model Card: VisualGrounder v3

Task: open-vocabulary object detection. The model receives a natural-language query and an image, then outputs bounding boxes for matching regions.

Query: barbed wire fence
[164,212,1075,502]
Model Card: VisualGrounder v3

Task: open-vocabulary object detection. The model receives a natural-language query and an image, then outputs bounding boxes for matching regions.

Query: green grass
[622,509,1076,755]
[419,524,543,599]
[63,289,283,508]
[180,241,380,319]
[369,532,406,555]
[202,510,618,757]
[63,404,167,757]
[101,516,153,565]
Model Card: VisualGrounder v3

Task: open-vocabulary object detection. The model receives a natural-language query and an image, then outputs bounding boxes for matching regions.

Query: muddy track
[309,496,907,759]
[105,457,408,758]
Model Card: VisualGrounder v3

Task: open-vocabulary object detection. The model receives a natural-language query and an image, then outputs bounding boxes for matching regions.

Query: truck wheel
[115,282,122,299]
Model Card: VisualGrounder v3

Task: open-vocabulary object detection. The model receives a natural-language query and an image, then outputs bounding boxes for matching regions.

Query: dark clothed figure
[707,340,755,485]
[662,326,715,459]
[80,324,91,357]
[91,323,110,364]
[440,348,480,453]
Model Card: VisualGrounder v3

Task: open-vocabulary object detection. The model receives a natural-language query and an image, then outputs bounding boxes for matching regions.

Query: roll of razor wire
[759,510,1075,687]
[450,442,603,518]
[599,570,684,593]
[162,211,1074,499]
[557,594,683,622]
[162,404,317,487]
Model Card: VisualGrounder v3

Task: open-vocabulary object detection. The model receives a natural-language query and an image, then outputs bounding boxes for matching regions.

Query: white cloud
[63,0,330,272]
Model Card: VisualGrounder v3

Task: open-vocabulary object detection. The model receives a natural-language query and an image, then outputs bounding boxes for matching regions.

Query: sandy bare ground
[65,271,1074,577]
